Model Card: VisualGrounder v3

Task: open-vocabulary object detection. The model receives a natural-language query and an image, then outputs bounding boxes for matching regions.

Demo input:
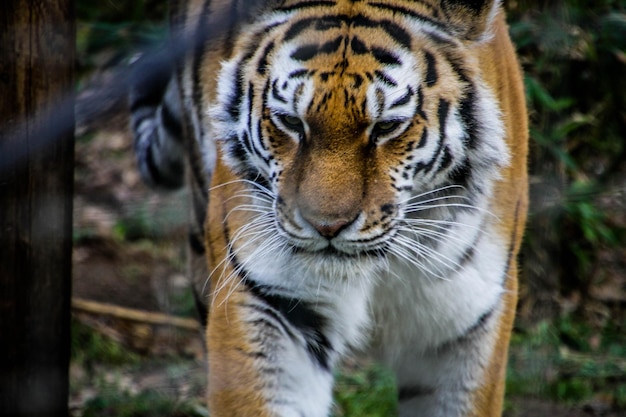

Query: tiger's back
[132,1,528,416]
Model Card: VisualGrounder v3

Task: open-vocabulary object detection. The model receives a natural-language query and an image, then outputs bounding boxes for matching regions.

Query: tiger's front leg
[204,168,372,417]
[206,279,336,417]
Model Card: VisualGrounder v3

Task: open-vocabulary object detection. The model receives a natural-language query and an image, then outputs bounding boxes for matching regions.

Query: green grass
[71,319,141,367]
[333,362,398,417]
[507,317,626,408]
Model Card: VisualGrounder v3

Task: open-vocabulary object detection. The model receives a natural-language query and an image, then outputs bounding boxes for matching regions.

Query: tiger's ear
[440,0,501,41]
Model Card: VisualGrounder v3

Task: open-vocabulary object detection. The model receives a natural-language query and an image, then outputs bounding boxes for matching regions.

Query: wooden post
[0,0,74,416]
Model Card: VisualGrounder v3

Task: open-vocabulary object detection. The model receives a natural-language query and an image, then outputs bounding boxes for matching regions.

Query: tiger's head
[210,0,509,279]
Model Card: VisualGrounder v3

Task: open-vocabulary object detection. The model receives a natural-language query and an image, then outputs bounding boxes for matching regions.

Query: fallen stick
[72,297,201,331]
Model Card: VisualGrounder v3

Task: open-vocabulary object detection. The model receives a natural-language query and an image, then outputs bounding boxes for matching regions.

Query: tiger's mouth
[290,238,388,260]
[275,204,395,260]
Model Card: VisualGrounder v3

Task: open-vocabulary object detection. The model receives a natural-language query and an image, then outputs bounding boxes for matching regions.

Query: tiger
[131,0,528,416]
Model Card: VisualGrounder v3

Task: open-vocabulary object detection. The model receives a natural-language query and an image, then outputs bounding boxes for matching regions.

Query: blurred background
[67,0,626,416]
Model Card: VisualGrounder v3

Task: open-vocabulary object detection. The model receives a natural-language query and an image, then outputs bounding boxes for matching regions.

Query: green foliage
[112,208,155,242]
[112,199,188,242]
[71,319,140,367]
[72,323,207,416]
[76,0,168,76]
[507,316,626,408]
[333,363,398,417]
[82,387,205,417]
[168,284,201,318]
[509,0,626,294]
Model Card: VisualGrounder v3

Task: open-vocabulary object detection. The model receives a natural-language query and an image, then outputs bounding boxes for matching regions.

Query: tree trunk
[0,1,74,416]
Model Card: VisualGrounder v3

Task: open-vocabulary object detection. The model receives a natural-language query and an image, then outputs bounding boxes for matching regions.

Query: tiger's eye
[372,121,402,139]
[280,115,303,130]
[375,121,399,132]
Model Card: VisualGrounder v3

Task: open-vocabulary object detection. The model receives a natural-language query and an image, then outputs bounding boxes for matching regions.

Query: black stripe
[257,118,270,153]
[441,0,489,16]
[436,99,450,145]
[444,49,471,85]
[319,36,344,54]
[371,47,402,66]
[235,346,268,360]
[277,0,336,13]
[245,173,272,193]
[257,41,275,75]
[239,302,296,339]
[367,2,448,34]
[245,84,270,166]
[378,19,413,50]
[284,13,412,56]
[374,70,397,87]
[290,36,343,61]
[291,44,319,61]
[390,86,414,108]
[350,36,368,54]
[188,230,206,255]
[226,61,246,119]
[242,278,334,371]
[439,145,454,171]
[187,131,209,202]
[315,15,343,31]
[351,14,412,50]
[448,157,472,188]
[454,222,485,270]
[283,17,316,42]
[192,285,208,328]
[283,15,350,42]
[398,385,435,402]
[458,86,479,148]
[227,138,249,172]
[160,102,183,140]
[288,69,309,79]
[238,83,257,168]
[429,99,451,172]
[437,304,497,353]
[466,307,495,338]
[129,87,165,113]
[242,130,256,165]
[144,141,182,189]
[271,80,288,103]
[350,73,364,89]
[438,51,477,152]
[424,51,438,87]
[415,87,427,120]
[130,107,154,133]
[417,127,428,149]
[415,98,449,175]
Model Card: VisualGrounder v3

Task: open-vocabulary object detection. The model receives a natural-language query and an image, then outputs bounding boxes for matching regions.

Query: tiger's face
[210,5,508,278]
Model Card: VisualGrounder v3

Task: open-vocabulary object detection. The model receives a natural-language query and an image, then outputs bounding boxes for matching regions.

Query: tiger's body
[132,1,528,416]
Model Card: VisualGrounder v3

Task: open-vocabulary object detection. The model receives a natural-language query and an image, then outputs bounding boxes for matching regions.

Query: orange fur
[206,167,275,417]
[199,3,528,416]
[470,12,528,416]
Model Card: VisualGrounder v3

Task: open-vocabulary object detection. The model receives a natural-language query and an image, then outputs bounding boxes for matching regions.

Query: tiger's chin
[292,243,384,260]
[286,239,389,283]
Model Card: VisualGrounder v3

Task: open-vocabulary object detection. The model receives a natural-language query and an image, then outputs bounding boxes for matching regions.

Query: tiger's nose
[304,217,353,239]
